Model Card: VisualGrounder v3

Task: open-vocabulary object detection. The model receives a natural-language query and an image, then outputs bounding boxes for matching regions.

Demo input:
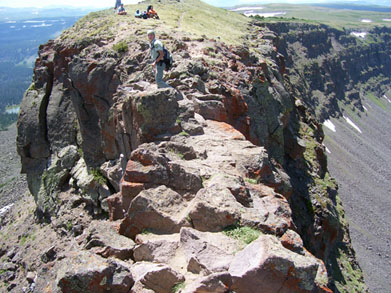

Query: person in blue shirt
[118,4,127,15]
[147,30,170,88]
[135,10,142,18]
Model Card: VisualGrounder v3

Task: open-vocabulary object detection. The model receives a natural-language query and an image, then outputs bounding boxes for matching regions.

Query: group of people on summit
[113,1,170,88]
[114,1,159,19]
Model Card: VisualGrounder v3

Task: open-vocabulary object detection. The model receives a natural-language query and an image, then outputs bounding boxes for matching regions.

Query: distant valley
[0,7,93,130]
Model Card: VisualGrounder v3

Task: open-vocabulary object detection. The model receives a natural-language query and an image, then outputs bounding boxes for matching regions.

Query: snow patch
[361,19,372,23]
[350,32,367,38]
[343,115,362,134]
[383,18,391,21]
[231,6,264,11]
[323,119,336,132]
[0,204,14,217]
[383,95,391,104]
[363,105,368,111]
[325,147,331,154]
[244,12,286,17]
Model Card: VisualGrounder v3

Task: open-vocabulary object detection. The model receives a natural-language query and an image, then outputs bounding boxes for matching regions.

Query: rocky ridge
[264,22,391,121]
[2,0,366,292]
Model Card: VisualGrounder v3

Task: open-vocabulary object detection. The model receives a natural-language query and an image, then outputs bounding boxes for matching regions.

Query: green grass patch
[366,92,387,111]
[89,168,107,186]
[223,225,260,245]
[113,41,129,53]
[244,178,258,185]
[172,282,185,293]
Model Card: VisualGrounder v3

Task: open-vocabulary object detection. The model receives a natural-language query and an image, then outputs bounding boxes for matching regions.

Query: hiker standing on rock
[147,30,170,89]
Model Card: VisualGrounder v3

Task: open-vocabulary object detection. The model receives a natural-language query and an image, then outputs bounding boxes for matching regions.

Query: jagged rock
[130,88,181,143]
[54,251,133,293]
[183,272,232,293]
[82,220,135,260]
[280,229,305,254]
[35,145,79,217]
[180,228,240,274]
[26,272,35,283]
[118,186,190,239]
[193,99,228,122]
[187,185,240,232]
[100,159,123,192]
[228,234,326,293]
[133,234,179,263]
[206,174,252,207]
[41,246,57,263]
[131,262,184,293]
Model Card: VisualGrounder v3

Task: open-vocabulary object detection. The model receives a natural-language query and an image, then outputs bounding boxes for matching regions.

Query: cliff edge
[2,0,367,292]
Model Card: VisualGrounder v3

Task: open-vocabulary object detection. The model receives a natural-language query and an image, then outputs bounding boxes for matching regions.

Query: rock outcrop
[264,22,391,121]
[14,0,367,292]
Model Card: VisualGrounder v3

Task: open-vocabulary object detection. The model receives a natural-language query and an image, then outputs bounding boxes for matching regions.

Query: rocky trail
[0,0,368,292]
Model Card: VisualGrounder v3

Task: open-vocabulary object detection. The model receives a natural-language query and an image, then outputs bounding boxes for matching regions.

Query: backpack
[151,42,174,71]
[162,46,173,71]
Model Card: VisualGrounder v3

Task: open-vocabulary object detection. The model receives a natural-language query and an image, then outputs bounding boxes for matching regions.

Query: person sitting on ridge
[147,30,170,88]
[147,5,159,19]
[135,9,142,18]
[118,4,127,15]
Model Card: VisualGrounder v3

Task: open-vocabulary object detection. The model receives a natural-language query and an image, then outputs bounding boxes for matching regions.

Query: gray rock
[119,186,190,239]
[183,272,232,293]
[54,251,133,293]
[133,234,179,263]
[180,228,240,274]
[229,234,320,293]
[131,262,184,293]
[83,220,135,260]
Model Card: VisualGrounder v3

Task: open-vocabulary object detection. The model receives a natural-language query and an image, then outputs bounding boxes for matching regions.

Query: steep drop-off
[3,1,367,292]
[265,21,391,292]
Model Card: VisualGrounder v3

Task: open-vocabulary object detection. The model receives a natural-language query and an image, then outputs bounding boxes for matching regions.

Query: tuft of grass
[90,168,107,186]
[113,41,129,53]
[223,225,260,245]
[179,131,189,136]
[366,92,387,111]
[244,178,258,185]
[172,282,186,293]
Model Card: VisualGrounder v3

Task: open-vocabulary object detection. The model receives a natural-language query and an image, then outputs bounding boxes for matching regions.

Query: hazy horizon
[0,0,390,9]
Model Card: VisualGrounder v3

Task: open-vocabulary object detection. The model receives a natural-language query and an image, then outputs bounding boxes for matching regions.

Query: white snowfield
[361,19,372,23]
[323,119,337,132]
[325,146,331,154]
[231,6,264,11]
[0,203,14,217]
[343,115,362,134]
[383,95,391,104]
[363,105,368,111]
[244,12,286,17]
[350,32,367,38]
[383,19,391,22]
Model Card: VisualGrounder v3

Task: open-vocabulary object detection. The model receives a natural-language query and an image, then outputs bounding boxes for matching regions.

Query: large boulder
[118,186,190,239]
[134,234,179,263]
[180,228,240,274]
[81,220,135,260]
[228,234,326,293]
[130,262,184,293]
[54,251,133,293]
[130,88,181,143]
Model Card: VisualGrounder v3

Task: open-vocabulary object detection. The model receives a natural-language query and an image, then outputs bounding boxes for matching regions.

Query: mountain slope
[1,0,367,291]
